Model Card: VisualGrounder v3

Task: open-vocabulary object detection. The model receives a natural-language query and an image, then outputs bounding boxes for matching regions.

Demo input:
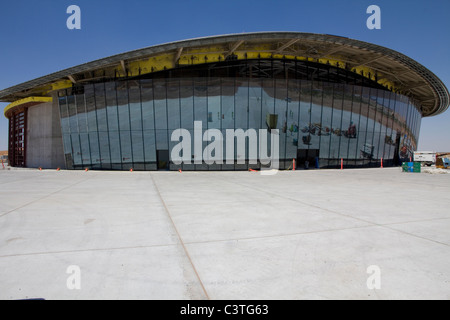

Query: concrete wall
[26,98,66,169]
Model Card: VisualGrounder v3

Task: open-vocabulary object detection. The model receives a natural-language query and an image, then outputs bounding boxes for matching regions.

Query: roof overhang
[3,96,53,118]
[1,32,448,117]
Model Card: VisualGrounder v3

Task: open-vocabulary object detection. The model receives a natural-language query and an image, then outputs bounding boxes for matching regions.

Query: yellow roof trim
[51,80,73,91]
[4,96,53,117]
[120,50,399,92]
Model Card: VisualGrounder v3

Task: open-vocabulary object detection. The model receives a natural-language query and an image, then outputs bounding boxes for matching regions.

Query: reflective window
[68,95,78,133]
[207,78,221,130]
[319,82,333,165]
[285,78,299,164]
[117,81,130,131]
[59,97,70,134]
[194,78,207,128]
[347,85,361,162]
[221,78,235,130]
[275,78,287,167]
[141,80,155,130]
[57,59,423,171]
[339,84,354,161]
[129,81,143,132]
[167,79,181,130]
[330,83,344,161]
[76,94,87,133]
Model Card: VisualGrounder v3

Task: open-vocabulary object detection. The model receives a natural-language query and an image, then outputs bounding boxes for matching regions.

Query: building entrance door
[157,150,169,170]
[297,149,319,169]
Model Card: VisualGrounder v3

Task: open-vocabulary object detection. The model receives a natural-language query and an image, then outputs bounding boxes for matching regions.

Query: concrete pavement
[0,167,449,299]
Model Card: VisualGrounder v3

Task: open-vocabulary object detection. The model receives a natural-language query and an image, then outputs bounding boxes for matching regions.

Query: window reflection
[58,61,422,170]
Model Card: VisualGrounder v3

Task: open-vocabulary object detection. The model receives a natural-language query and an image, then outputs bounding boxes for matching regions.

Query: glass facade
[58,59,422,170]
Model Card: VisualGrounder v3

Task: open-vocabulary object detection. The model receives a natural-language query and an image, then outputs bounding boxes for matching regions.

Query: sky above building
[0,0,449,151]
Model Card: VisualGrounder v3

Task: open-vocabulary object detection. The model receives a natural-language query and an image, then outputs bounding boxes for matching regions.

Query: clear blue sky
[1,0,449,151]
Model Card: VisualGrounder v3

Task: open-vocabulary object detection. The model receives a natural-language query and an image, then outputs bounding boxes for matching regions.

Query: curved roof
[1,32,449,117]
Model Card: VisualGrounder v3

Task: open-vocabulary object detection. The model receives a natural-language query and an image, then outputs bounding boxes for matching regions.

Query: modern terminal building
[1,32,449,171]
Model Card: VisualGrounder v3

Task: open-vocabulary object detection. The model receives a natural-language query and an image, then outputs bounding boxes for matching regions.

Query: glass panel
[347,85,360,162]
[416,111,422,143]
[195,129,208,171]
[262,78,275,130]
[207,78,221,130]
[194,78,207,128]
[105,82,119,132]
[221,78,235,130]
[95,83,108,133]
[76,94,87,133]
[378,90,390,160]
[319,82,333,166]
[67,95,78,133]
[62,133,72,154]
[167,79,181,130]
[248,79,262,130]
[105,81,121,169]
[120,130,133,167]
[182,128,195,171]
[180,78,194,130]
[57,63,424,171]
[117,81,130,131]
[129,80,142,131]
[95,83,110,168]
[108,130,122,169]
[89,132,101,168]
[309,81,322,155]
[156,129,168,150]
[384,92,396,162]
[79,132,91,165]
[298,80,310,148]
[154,79,167,130]
[131,130,145,169]
[73,94,87,136]
[143,130,156,170]
[235,79,248,130]
[220,128,233,170]
[275,78,288,167]
[372,89,383,161]
[71,133,82,167]
[330,83,344,161]
[99,131,111,169]
[285,78,299,164]
[59,97,70,134]
[203,128,222,171]
[358,87,372,164]
[141,79,155,130]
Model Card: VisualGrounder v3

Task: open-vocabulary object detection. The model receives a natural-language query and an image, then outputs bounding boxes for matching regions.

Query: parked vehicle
[413,151,436,166]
